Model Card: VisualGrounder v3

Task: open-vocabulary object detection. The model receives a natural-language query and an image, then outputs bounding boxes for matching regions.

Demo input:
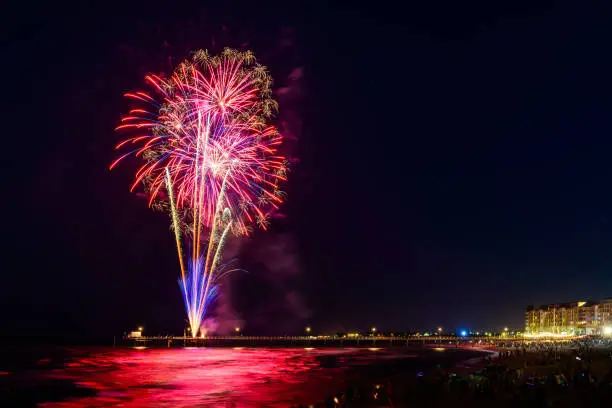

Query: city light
[603,327,612,335]
[437,327,442,333]
[235,327,240,333]
[137,326,143,332]
[305,326,311,334]
[527,299,612,335]
[523,332,580,339]
[460,330,468,337]
[371,327,377,333]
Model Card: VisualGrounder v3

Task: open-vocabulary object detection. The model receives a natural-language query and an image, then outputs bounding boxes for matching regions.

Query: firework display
[112,49,287,336]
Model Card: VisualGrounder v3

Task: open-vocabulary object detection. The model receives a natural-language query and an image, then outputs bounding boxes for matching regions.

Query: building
[526,298,612,335]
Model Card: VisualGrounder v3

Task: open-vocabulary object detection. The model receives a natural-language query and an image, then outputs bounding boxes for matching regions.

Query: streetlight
[235,327,240,334]
[437,327,443,334]
[305,326,311,334]
[371,327,377,335]
[137,326,143,332]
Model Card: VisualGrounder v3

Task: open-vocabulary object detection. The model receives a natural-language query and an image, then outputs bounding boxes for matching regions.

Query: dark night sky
[3,1,612,343]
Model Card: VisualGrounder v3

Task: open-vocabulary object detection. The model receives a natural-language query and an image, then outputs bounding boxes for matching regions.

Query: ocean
[0,346,487,407]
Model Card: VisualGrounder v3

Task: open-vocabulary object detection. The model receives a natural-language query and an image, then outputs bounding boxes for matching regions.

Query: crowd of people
[296,339,612,407]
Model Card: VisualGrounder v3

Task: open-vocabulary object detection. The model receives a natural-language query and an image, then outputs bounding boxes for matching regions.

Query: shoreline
[452,345,499,374]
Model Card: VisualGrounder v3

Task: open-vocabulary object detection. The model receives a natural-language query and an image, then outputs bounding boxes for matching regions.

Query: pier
[123,334,558,348]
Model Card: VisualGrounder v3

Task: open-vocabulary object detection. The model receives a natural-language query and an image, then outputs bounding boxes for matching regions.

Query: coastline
[452,345,499,374]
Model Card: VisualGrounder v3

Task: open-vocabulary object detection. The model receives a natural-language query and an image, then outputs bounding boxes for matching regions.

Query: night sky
[3,1,612,343]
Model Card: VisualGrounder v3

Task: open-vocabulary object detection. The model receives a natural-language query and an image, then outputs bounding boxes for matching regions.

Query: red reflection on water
[40,348,356,407]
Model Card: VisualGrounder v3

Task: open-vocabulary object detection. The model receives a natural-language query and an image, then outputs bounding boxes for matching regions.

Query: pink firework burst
[112,49,288,337]
[112,49,287,235]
